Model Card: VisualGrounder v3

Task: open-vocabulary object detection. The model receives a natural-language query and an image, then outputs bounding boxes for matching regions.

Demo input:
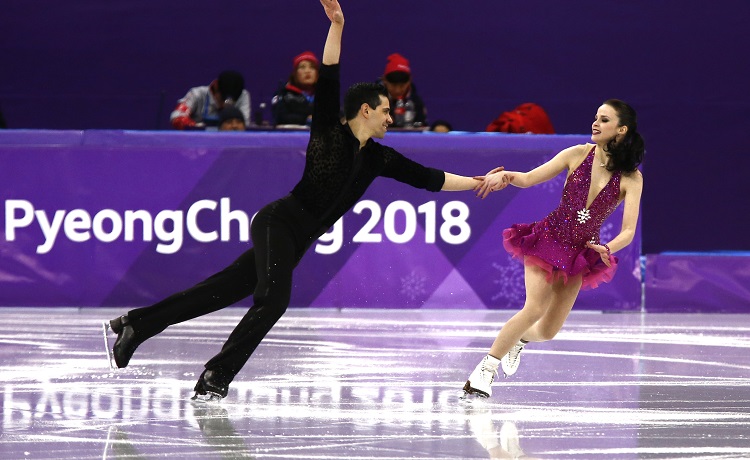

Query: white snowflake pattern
[490,256,525,306]
[599,222,615,243]
[400,269,428,301]
[576,208,591,224]
[540,171,566,194]
[539,153,566,194]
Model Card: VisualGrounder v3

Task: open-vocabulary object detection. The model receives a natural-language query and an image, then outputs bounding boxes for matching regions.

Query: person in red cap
[378,52,427,128]
[271,51,320,126]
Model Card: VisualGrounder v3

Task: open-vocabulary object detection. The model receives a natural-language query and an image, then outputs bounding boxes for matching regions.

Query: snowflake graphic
[537,152,566,194]
[576,208,591,224]
[598,222,615,243]
[400,269,428,301]
[540,171,566,194]
[490,255,526,306]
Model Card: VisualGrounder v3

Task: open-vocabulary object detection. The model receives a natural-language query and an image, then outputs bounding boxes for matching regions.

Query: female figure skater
[463,99,644,398]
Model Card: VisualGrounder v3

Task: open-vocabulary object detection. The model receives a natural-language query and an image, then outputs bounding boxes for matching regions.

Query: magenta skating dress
[503,147,621,290]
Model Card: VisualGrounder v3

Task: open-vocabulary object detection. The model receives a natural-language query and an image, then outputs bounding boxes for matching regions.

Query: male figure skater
[104,0,507,402]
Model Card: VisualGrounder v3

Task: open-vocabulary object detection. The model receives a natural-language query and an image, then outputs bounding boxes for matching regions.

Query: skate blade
[460,391,490,405]
[461,380,490,399]
[461,391,490,401]
[102,321,117,371]
[191,391,223,404]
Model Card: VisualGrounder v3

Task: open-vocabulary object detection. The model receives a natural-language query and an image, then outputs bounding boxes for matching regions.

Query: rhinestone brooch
[576,208,591,224]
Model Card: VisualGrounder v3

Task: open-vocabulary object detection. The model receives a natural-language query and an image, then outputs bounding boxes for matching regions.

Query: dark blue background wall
[1,0,748,253]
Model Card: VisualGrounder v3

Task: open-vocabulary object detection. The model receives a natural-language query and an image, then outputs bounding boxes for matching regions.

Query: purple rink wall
[3,130,749,312]
[1,130,647,311]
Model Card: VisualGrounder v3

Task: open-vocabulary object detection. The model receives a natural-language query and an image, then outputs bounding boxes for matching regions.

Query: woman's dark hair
[602,99,645,173]
[343,83,388,121]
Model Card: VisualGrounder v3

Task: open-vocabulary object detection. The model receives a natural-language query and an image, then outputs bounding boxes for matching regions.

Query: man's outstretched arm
[320,0,344,65]
[441,169,511,192]
[441,173,482,191]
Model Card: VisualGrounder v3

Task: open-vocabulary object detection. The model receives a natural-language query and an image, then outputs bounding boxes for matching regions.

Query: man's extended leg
[193,199,309,399]
[106,249,258,368]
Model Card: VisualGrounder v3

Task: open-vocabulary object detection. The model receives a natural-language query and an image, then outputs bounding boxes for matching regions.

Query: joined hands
[474,166,514,199]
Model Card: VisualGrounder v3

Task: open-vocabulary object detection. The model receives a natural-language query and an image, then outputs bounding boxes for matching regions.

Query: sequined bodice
[546,147,621,245]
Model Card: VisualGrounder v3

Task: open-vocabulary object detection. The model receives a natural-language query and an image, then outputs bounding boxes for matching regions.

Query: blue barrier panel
[645,252,750,313]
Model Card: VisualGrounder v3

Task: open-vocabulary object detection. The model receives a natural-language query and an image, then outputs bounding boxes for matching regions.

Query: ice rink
[1,307,749,459]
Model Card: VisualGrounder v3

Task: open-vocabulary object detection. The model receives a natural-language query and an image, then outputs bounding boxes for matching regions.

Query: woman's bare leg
[488,263,583,358]
[487,263,553,358]
[521,273,581,342]
[465,262,585,396]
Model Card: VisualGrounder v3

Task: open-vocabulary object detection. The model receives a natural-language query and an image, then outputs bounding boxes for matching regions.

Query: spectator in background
[377,53,427,128]
[170,70,251,130]
[218,106,247,131]
[486,103,555,134]
[271,51,320,126]
[429,120,452,133]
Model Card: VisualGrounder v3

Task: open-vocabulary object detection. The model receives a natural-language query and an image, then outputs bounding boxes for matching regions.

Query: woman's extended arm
[474,145,583,198]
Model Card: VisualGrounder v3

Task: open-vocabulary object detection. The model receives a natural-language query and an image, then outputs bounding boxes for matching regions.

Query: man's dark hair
[217,70,245,102]
[343,83,388,121]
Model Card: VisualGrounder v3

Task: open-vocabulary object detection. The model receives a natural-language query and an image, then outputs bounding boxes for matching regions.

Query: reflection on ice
[1,308,750,459]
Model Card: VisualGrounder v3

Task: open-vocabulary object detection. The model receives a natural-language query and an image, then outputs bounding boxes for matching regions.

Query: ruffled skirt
[502,222,618,290]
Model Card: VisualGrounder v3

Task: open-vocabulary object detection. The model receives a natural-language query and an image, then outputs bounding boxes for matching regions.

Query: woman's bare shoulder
[621,169,644,196]
[558,143,591,169]
[623,168,643,183]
